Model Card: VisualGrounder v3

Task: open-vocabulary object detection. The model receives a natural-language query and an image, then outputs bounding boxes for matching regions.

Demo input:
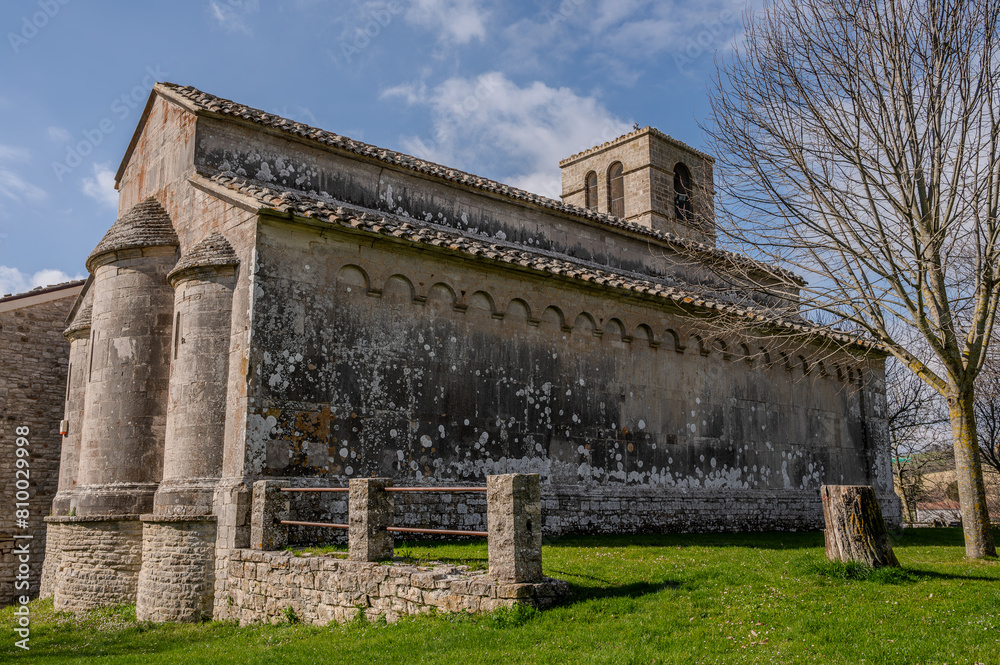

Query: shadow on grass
[546,531,826,551]
[801,557,998,585]
[547,527,1000,553]
[546,569,683,604]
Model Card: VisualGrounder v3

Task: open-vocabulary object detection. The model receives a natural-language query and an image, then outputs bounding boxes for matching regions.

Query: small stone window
[608,162,624,218]
[173,312,182,360]
[673,162,692,223]
[585,171,597,210]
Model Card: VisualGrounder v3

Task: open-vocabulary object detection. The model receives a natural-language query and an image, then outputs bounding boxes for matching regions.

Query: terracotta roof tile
[159,82,800,284]
[0,280,85,303]
[208,173,870,349]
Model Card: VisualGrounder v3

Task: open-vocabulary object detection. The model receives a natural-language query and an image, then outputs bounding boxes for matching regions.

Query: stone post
[349,478,393,561]
[250,480,289,551]
[487,473,542,583]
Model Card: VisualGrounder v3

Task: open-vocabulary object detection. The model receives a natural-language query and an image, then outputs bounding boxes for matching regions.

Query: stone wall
[0,285,80,605]
[223,550,568,626]
[45,516,143,611]
[245,219,899,533]
[136,516,217,622]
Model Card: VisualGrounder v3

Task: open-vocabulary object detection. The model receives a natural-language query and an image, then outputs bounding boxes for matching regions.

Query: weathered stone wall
[76,248,177,517]
[0,287,79,605]
[51,288,92,516]
[243,218,894,534]
[194,115,734,292]
[45,516,143,611]
[277,487,840,542]
[136,517,217,622]
[155,268,237,516]
[222,550,567,625]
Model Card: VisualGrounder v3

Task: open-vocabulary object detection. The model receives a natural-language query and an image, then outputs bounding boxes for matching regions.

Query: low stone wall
[136,516,217,622]
[44,516,142,611]
[224,549,569,625]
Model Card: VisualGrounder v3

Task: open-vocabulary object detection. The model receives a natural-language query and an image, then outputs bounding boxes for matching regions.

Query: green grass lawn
[3,528,998,664]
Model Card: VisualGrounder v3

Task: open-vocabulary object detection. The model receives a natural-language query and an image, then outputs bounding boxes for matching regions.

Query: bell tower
[558,126,715,244]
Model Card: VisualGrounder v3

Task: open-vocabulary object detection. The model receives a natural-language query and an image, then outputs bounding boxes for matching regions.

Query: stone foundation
[136,516,217,622]
[38,521,62,599]
[224,549,569,626]
[544,487,831,533]
[45,516,142,611]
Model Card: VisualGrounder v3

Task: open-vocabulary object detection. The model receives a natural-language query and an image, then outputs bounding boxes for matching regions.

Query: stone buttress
[47,198,178,612]
[39,288,92,598]
[136,232,239,622]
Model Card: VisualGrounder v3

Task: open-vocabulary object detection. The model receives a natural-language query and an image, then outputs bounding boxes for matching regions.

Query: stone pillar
[349,478,393,562]
[487,474,542,583]
[75,198,178,517]
[250,480,290,551]
[51,293,92,516]
[154,233,239,516]
[136,516,218,622]
[211,479,253,621]
[46,515,144,612]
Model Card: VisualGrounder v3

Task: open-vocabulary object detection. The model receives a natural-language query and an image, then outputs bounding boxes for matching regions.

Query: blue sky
[0,0,751,296]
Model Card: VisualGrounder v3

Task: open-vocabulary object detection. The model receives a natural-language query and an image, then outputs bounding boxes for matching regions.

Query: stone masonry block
[250,480,289,550]
[349,478,393,562]
[488,473,543,583]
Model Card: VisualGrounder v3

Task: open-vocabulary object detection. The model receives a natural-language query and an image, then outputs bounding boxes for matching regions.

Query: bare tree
[885,358,950,522]
[976,354,1000,479]
[705,0,1000,556]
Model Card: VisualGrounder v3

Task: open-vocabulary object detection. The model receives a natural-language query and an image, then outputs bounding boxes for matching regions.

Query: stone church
[40,83,899,621]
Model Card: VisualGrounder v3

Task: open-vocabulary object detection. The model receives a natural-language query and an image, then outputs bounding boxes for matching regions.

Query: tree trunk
[947,387,997,558]
[821,485,899,567]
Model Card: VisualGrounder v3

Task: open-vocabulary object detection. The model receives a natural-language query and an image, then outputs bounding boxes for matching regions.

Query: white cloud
[47,126,72,143]
[0,145,31,162]
[0,266,85,298]
[405,0,487,45]
[503,0,748,78]
[81,163,118,208]
[0,169,46,204]
[208,0,259,35]
[0,144,45,203]
[383,72,631,199]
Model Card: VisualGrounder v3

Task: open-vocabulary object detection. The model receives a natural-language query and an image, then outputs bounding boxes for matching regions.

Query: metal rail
[280,520,349,529]
[280,486,489,536]
[279,486,487,493]
[386,487,486,492]
[386,526,488,537]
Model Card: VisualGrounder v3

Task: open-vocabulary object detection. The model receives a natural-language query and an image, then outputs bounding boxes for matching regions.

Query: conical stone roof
[86,197,179,271]
[63,293,93,337]
[167,232,239,283]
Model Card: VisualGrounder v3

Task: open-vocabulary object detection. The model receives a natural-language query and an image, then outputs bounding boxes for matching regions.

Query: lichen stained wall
[244,216,885,535]
[192,116,762,296]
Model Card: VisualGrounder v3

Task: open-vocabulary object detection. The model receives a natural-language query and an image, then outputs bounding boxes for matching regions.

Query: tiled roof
[168,232,239,282]
[0,280,85,303]
[158,83,801,285]
[558,125,714,165]
[207,173,870,349]
[87,197,178,270]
